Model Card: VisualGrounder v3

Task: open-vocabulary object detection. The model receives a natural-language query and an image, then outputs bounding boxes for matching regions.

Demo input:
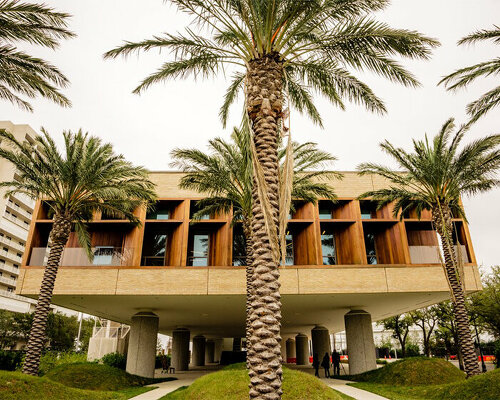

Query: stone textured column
[125,312,159,378]
[172,328,190,371]
[295,333,309,365]
[205,340,215,364]
[214,338,224,362]
[286,338,296,362]
[344,310,377,375]
[192,335,206,366]
[311,326,331,361]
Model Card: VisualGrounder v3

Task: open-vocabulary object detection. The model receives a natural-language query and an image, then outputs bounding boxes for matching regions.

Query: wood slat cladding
[23,172,477,270]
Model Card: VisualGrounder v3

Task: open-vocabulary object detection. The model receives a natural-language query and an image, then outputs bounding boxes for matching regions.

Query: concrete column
[286,338,296,362]
[233,337,242,351]
[295,333,309,365]
[222,338,233,351]
[214,338,224,362]
[344,310,377,375]
[125,312,159,378]
[205,340,215,364]
[172,328,190,371]
[311,326,331,361]
[192,335,206,366]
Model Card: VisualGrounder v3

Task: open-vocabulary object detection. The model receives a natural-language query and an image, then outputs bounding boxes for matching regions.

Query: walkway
[322,378,388,400]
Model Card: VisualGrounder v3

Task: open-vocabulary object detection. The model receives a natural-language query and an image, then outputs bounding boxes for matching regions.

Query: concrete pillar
[344,310,377,375]
[295,333,309,365]
[286,338,296,362]
[311,326,331,361]
[233,337,242,351]
[214,338,224,362]
[192,335,206,366]
[125,312,158,378]
[172,328,190,371]
[222,338,233,351]
[205,340,215,364]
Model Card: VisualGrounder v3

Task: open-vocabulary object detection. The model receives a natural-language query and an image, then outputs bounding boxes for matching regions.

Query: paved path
[322,378,389,400]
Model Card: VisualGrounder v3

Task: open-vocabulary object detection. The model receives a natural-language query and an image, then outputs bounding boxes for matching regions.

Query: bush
[155,354,171,369]
[38,351,88,376]
[100,352,126,370]
[0,350,24,371]
[405,343,421,357]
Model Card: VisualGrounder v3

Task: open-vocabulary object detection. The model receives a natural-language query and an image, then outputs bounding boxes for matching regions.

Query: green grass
[45,362,175,391]
[0,370,148,400]
[350,368,500,400]
[340,357,465,385]
[161,364,352,400]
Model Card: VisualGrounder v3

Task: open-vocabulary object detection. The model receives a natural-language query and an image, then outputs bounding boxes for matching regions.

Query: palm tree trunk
[22,214,71,376]
[246,53,283,400]
[432,205,480,378]
[243,220,254,368]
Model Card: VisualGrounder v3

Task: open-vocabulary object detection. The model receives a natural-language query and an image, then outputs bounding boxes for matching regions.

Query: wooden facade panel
[297,268,388,294]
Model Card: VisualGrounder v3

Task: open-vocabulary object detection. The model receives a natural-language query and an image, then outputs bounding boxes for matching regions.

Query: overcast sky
[1,0,498,268]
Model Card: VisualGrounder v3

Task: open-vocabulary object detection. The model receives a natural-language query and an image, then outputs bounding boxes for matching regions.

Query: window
[285,234,294,266]
[319,204,332,219]
[0,271,2,276]
[141,234,167,266]
[10,275,16,280]
[360,202,377,219]
[16,253,21,258]
[190,202,210,220]
[187,234,209,266]
[364,233,378,264]
[7,287,13,293]
[6,236,11,241]
[146,208,170,220]
[321,232,337,265]
[0,233,3,237]
[232,225,246,266]
[0,260,4,264]
[2,247,7,252]
[13,264,18,269]
[92,246,114,265]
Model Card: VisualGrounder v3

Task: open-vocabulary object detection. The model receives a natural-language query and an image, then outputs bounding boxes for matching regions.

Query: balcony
[0,249,22,263]
[6,201,32,221]
[0,264,20,275]
[0,275,16,287]
[0,235,24,252]
[28,246,133,267]
[409,245,469,264]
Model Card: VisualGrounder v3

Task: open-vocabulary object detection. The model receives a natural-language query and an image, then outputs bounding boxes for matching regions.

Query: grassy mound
[347,357,465,385]
[0,370,143,400]
[45,362,175,391]
[163,364,347,400]
[352,368,500,400]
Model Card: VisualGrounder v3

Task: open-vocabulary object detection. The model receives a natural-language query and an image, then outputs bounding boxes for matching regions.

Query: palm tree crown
[105,0,439,126]
[0,128,157,256]
[439,26,500,125]
[0,0,75,111]
[357,118,500,219]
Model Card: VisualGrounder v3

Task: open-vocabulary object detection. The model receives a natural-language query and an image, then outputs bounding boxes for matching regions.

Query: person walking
[321,352,331,378]
[332,349,341,376]
[313,353,320,377]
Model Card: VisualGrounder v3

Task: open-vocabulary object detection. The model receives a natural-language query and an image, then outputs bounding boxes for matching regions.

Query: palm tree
[0,128,156,376]
[104,1,438,396]
[357,118,500,377]
[0,0,75,111]
[171,126,340,366]
[439,26,500,125]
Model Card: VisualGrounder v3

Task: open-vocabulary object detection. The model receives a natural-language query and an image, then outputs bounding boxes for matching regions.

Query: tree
[469,266,500,338]
[171,126,339,364]
[409,306,439,357]
[435,301,464,370]
[358,118,500,377]
[0,0,75,111]
[381,314,412,358]
[105,1,438,396]
[439,26,500,125]
[0,128,156,376]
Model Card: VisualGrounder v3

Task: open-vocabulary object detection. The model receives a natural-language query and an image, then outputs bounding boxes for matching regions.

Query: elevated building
[17,172,481,377]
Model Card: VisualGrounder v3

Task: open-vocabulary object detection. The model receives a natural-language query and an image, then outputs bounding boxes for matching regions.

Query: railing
[141,256,165,266]
[92,325,130,339]
[0,249,22,263]
[7,202,32,221]
[0,289,32,302]
[28,246,133,267]
[0,235,25,252]
[0,264,20,275]
[409,245,469,264]
[0,275,16,286]
[3,212,29,227]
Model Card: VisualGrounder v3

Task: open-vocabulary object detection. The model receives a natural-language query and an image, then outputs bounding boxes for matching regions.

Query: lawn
[161,363,354,400]
[0,370,154,400]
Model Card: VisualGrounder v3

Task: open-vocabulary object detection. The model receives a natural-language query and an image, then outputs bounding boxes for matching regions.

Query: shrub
[38,351,88,376]
[101,352,126,370]
[405,344,421,357]
[0,350,24,371]
[156,354,171,369]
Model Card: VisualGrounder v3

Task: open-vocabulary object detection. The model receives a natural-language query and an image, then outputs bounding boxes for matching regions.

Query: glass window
[319,203,332,219]
[147,207,170,220]
[141,234,167,266]
[360,202,376,219]
[321,233,337,265]
[188,234,209,266]
[93,246,114,265]
[285,234,294,266]
[7,287,13,293]
[190,202,210,220]
[232,226,246,266]
[364,233,378,264]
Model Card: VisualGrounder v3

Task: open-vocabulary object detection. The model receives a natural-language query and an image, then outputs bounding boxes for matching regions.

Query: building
[16,171,481,377]
[0,122,37,313]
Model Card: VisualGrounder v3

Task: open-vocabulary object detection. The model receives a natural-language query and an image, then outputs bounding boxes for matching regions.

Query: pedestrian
[332,349,341,376]
[313,353,320,377]
[321,352,330,378]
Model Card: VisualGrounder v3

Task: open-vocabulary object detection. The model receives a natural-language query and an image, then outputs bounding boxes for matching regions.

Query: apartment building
[0,122,37,313]
[17,171,482,378]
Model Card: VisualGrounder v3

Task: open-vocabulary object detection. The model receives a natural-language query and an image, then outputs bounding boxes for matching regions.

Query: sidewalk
[322,378,389,400]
